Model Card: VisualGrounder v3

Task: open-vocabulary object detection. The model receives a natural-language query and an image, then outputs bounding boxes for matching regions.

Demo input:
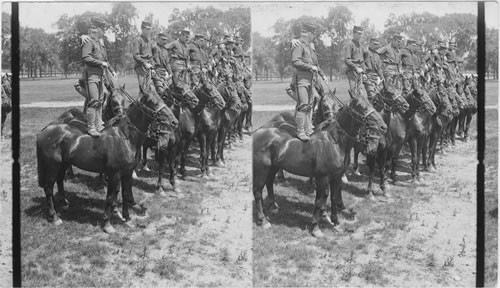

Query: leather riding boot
[87,107,100,137]
[305,110,314,136]
[295,111,309,142]
[95,104,104,132]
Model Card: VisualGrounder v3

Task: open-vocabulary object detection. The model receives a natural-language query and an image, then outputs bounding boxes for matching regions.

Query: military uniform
[188,34,209,87]
[81,17,109,137]
[400,39,417,92]
[363,38,384,102]
[132,21,155,95]
[343,26,365,92]
[376,35,402,88]
[291,22,319,141]
[152,32,172,95]
[445,41,458,84]
[167,29,190,87]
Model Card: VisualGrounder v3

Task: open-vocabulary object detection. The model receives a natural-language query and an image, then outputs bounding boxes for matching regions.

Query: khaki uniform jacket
[82,38,108,76]
[153,44,172,74]
[132,35,154,68]
[363,48,384,78]
[343,39,364,72]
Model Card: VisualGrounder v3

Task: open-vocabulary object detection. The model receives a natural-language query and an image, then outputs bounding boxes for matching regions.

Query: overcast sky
[1,1,498,35]
[252,2,498,37]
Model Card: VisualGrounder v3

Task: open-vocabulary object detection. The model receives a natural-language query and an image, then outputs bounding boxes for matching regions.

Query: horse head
[218,82,242,111]
[317,88,336,121]
[408,87,437,115]
[375,80,409,114]
[108,84,128,117]
[166,80,199,109]
[136,86,178,148]
[197,81,226,110]
[431,86,453,118]
[345,89,387,155]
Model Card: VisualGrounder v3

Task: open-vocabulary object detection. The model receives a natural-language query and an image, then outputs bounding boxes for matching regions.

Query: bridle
[372,84,408,114]
[405,89,435,116]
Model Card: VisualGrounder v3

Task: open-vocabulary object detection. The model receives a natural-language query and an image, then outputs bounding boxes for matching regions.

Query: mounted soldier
[400,38,417,93]
[132,20,155,97]
[445,40,458,84]
[343,25,365,94]
[362,37,384,103]
[290,22,321,142]
[152,32,172,95]
[188,33,209,88]
[377,34,402,89]
[167,28,190,88]
[81,17,113,137]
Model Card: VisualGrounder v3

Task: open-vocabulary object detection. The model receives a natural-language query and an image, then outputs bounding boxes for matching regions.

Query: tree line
[1,4,251,78]
[252,6,499,81]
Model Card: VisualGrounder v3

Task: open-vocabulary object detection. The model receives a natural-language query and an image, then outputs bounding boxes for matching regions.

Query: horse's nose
[172,119,178,127]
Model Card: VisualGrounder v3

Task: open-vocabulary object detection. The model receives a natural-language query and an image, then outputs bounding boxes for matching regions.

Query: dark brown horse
[404,83,437,182]
[36,87,178,233]
[141,80,199,194]
[215,80,242,167]
[253,90,387,237]
[457,76,477,142]
[426,82,453,171]
[352,81,410,198]
[194,81,226,178]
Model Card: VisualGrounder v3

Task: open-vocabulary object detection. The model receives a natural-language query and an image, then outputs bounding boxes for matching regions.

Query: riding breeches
[363,73,379,102]
[346,70,363,92]
[135,66,155,96]
[152,68,169,96]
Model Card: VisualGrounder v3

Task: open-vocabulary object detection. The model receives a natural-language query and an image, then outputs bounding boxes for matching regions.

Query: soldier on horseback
[377,34,402,89]
[362,37,384,103]
[291,22,321,142]
[188,33,209,88]
[167,28,190,88]
[132,21,155,96]
[343,25,365,94]
[400,39,418,93]
[81,17,113,137]
[152,32,172,95]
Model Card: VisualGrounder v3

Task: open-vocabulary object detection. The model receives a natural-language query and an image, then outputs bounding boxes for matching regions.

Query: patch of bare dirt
[0,137,12,287]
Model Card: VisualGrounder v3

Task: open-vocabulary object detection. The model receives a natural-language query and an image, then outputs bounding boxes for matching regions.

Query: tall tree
[252,32,276,80]
[1,12,11,71]
[108,2,138,72]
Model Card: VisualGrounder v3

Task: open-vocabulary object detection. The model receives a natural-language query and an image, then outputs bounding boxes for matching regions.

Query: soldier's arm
[291,46,314,71]
[343,43,358,70]
[132,38,147,66]
[82,42,104,67]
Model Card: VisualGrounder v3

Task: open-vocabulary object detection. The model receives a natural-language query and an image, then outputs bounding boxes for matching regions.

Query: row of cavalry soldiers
[288,22,477,145]
[74,17,252,139]
[252,22,478,236]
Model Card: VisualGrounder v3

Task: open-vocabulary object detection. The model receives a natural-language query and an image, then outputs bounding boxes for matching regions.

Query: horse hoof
[113,209,125,222]
[159,191,167,197]
[143,165,150,172]
[353,170,361,176]
[103,223,116,234]
[321,214,334,226]
[262,221,272,229]
[173,186,182,193]
[341,175,349,184]
[367,193,376,201]
[132,171,138,180]
[124,221,135,228]
[311,227,324,238]
[53,218,63,226]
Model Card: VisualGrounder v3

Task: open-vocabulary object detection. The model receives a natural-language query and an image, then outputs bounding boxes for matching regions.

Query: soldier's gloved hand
[101,62,109,68]
[311,66,319,72]
[80,35,91,46]
[355,67,363,74]
[144,63,153,70]
[291,39,300,48]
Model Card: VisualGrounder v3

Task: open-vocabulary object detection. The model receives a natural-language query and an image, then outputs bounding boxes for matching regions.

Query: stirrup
[296,132,310,142]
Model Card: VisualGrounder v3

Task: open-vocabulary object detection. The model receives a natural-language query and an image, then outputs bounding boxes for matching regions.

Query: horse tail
[36,139,47,188]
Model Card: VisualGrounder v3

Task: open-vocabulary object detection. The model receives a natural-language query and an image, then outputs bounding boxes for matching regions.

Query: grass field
[251,79,497,287]
[18,77,252,286]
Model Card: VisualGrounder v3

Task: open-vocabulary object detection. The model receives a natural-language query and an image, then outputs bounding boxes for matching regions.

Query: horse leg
[142,144,150,172]
[217,126,227,166]
[458,111,466,139]
[464,111,473,141]
[275,169,285,182]
[120,172,133,225]
[66,165,75,179]
[421,136,429,172]
[180,137,192,179]
[168,146,180,193]
[245,102,253,131]
[366,154,376,199]
[156,149,167,196]
[253,163,271,228]
[198,133,208,177]
[56,163,70,211]
[311,176,329,237]
[378,148,390,197]
[409,138,418,182]
[103,173,120,233]
[353,145,361,176]
[265,166,280,214]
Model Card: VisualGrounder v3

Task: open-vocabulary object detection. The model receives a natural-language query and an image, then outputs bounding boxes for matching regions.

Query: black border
[11,2,21,287]
[476,2,485,287]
